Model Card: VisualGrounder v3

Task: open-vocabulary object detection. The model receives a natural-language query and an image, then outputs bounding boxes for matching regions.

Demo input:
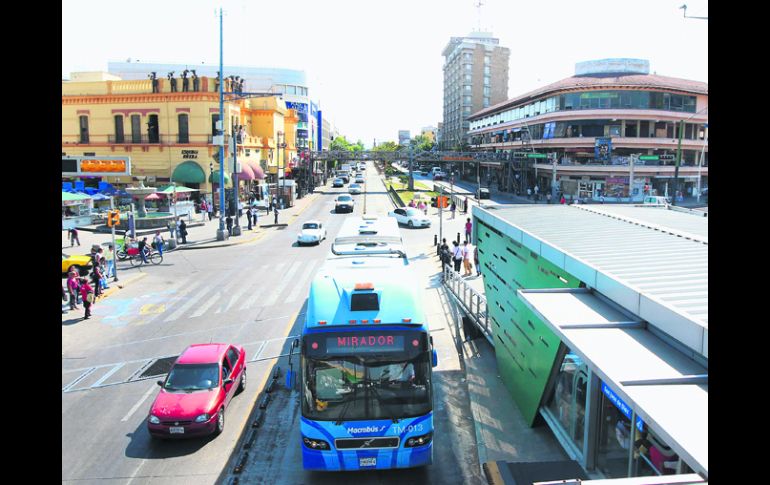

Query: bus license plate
[359,457,376,467]
[169,427,184,434]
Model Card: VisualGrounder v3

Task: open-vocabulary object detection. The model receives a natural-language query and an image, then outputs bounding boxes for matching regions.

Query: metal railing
[442,264,492,345]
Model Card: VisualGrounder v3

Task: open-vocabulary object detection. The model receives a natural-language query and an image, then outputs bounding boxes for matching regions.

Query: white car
[355,175,365,184]
[388,207,431,228]
[297,221,326,245]
[349,183,362,194]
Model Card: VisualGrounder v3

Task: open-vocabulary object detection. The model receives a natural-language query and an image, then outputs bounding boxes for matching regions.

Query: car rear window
[303,223,319,229]
[338,195,352,201]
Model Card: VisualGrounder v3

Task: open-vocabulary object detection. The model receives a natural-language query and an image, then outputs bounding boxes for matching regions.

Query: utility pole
[672,119,684,206]
[696,123,707,203]
[628,154,635,202]
[109,196,118,282]
[230,130,241,236]
[408,144,415,191]
[215,7,227,241]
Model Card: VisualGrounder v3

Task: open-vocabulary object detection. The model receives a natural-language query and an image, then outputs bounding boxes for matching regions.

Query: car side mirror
[432,349,438,368]
[224,378,233,386]
[157,380,164,387]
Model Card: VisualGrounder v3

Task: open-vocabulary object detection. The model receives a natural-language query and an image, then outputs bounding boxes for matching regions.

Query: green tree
[410,134,435,152]
[330,135,352,152]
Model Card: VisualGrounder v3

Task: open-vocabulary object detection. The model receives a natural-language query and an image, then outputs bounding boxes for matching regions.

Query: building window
[483,86,491,97]
[484,76,490,86]
[114,115,124,143]
[465,74,472,82]
[147,114,159,143]
[211,114,220,136]
[178,114,189,143]
[465,63,472,71]
[131,114,141,143]
[484,66,490,75]
[484,55,490,65]
[483,97,490,107]
[79,115,89,143]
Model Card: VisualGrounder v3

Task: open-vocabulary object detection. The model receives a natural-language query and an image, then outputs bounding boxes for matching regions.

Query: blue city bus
[292,237,437,471]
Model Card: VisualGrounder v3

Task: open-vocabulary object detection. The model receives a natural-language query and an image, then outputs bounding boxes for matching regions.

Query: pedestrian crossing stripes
[262,260,304,307]
[239,263,286,311]
[163,271,233,322]
[285,259,321,303]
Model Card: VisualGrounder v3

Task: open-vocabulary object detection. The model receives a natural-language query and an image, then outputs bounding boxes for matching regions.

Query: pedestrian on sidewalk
[138,237,149,264]
[274,206,279,224]
[69,227,81,247]
[246,207,253,230]
[67,271,79,311]
[452,241,463,273]
[463,197,469,214]
[465,218,472,243]
[450,201,456,219]
[105,244,115,278]
[168,219,177,241]
[527,187,532,199]
[91,262,103,298]
[98,257,109,290]
[200,199,208,222]
[226,214,233,234]
[252,206,259,228]
[271,196,277,213]
[153,231,165,257]
[80,278,94,319]
[546,193,552,204]
[207,199,214,221]
[560,195,566,205]
[179,220,188,244]
[439,238,450,268]
[474,245,481,277]
[462,241,473,276]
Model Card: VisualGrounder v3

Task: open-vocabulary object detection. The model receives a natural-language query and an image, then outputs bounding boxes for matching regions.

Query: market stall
[62,191,93,230]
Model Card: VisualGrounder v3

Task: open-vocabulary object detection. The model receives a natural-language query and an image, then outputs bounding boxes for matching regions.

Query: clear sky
[62,0,708,148]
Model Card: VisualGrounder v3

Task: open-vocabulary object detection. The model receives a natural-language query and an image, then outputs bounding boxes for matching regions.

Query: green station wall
[475,217,581,425]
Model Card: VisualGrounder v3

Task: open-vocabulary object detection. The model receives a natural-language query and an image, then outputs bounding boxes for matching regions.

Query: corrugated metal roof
[575,205,708,242]
[474,204,708,357]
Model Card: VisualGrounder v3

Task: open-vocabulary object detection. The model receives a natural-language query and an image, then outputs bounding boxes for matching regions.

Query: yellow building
[61,72,297,200]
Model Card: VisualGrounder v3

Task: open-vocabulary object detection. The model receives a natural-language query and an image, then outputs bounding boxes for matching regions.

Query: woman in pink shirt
[66,272,80,311]
[80,278,94,319]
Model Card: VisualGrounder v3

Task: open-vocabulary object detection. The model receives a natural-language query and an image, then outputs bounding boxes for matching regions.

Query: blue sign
[285,101,308,113]
[595,137,612,161]
[601,382,644,432]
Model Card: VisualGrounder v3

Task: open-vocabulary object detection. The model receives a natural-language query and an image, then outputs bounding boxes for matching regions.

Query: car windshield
[302,354,432,421]
[303,223,319,230]
[338,196,352,201]
[406,208,421,216]
[350,184,360,189]
[163,363,219,391]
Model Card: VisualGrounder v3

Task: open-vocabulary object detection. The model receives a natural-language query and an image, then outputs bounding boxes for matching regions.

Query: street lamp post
[230,126,242,236]
[215,7,227,241]
[277,131,286,208]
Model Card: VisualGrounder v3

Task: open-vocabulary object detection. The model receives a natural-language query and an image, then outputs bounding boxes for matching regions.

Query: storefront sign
[606,177,628,184]
[182,150,198,159]
[602,382,644,432]
[285,101,308,113]
[62,156,131,176]
[595,137,612,161]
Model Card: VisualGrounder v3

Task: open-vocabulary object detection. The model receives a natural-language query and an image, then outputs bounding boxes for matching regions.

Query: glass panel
[131,115,141,143]
[545,352,588,452]
[178,114,189,143]
[596,384,633,478]
[114,115,124,143]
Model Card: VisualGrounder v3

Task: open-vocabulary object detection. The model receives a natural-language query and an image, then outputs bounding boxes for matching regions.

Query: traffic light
[107,210,121,227]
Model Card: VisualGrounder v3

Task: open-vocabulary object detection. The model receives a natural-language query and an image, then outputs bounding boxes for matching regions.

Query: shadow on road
[124,421,216,459]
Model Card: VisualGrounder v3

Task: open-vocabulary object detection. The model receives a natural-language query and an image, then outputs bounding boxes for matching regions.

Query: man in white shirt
[462,241,473,276]
[452,241,463,273]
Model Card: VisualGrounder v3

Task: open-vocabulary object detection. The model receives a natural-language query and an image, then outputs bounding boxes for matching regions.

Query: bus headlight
[405,432,433,448]
[302,436,330,450]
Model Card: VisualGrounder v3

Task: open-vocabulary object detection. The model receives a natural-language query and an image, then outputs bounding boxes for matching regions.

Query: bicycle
[129,247,163,267]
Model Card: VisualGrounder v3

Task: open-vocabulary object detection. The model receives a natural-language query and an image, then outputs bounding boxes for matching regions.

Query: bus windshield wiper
[365,377,400,423]
[334,385,356,425]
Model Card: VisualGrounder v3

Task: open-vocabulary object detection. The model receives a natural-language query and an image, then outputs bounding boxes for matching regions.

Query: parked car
[433,172,446,181]
[297,221,326,245]
[147,343,246,439]
[62,252,92,275]
[332,178,344,188]
[477,187,490,199]
[388,207,431,228]
[349,183,362,194]
[335,194,355,213]
[643,195,670,206]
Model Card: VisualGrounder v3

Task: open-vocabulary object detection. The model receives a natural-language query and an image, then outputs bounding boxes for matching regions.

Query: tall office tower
[441,32,509,149]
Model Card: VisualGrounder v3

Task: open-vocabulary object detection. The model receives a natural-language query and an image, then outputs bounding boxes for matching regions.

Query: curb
[97,272,148,300]
[176,230,267,250]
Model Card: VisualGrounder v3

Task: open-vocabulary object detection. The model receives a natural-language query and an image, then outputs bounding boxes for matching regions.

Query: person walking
[271,195,277,213]
[450,201,456,219]
[474,245,481,277]
[69,227,81,247]
[207,199,214,221]
[452,241,463,273]
[439,238,450,269]
[527,187,532,199]
[274,205,279,224]
[546,193,552,204]
[153,231,165,257]
[226,214,233,234]
[200,199,208,222]
[90,263,103,299]
[80,278,94,320]
[463,197,469,214]
[560,194,566,205]
[105,244,115,278]
[178,220,188,244]
[168,219,177,241]
[246,206,253,230]
[465,217,472,243]
[462,241,473,276]
[67,271,79,311]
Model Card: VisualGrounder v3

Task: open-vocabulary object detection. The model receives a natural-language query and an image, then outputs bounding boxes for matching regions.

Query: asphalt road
[63,163,481,484]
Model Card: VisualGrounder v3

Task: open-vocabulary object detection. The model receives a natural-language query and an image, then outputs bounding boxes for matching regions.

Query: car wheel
[408,220,414,228]
[237,369,246,393]
[214,407,225,435]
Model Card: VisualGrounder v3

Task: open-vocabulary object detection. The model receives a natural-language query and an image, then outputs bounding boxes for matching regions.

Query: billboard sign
[62,156,131,176]
[594,137,612,161]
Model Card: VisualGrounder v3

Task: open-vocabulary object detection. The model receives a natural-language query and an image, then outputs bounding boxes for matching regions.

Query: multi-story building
[62,72,297,203]
[441,32,509,150]
[421,126,437,143]
[398,130,411,146]
[466,59,708,200]
[107,61,319,159]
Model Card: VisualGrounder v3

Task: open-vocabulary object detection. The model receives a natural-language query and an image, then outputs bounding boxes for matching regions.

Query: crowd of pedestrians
[62,245,114,320]
[438,217,480,278]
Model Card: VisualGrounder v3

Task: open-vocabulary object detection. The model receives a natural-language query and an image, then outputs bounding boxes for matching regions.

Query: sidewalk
[62,189,324,253]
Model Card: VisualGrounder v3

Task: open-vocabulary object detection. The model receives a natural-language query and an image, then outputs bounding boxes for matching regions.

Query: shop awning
[517,288,708,478]
[235,161,256,181]
[209,170,231,185]
[172,161,206,184]
[62,191,91,202]
[156,185,198,194]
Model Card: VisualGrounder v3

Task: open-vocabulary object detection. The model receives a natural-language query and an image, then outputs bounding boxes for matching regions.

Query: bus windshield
[302,353,431,421]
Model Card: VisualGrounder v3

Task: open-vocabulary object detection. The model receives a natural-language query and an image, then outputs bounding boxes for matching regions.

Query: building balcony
[471,136,707,151]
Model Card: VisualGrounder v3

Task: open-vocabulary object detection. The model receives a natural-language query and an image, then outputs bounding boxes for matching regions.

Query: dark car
[477,187,490,199]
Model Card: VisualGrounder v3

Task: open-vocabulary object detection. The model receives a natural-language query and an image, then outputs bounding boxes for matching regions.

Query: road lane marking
[239,262,286,311]
[91,363,126,388]
[121,383,158,422]
[285,259,320,303]
[263,261,303,307]
[163,271,232,322]
[221,265,268,313]
[62,367,96,392]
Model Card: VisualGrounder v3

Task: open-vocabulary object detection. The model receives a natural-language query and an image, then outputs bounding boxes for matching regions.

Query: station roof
[473,204,708,358]
[518,288,708,477]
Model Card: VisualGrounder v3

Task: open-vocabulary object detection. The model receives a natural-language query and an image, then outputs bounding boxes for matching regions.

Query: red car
[147,343,246,439]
